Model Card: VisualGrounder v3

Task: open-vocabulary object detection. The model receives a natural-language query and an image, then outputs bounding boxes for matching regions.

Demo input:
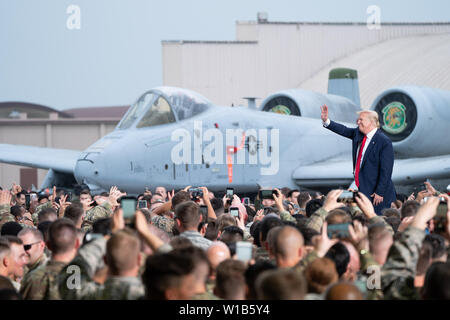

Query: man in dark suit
[320,105,396,215]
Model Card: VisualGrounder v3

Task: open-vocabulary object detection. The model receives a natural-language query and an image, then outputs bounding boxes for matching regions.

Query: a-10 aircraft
[1,68,449,195]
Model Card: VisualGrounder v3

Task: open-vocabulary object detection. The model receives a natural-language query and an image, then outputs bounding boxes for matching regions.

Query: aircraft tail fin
[327,68,360,107]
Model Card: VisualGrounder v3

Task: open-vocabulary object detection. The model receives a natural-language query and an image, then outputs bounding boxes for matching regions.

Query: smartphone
[200,205,208,216]
[138,200,148,209]
[242,197,250,206]
[338,191,357,203]
[230,207,239,218]
[121,196,137,219]
[432,197,447,232]
[226,188,234,199]
[259,189,276,200]
[25,194,31,210]
[66,192,72,203]
[327,223,351,239]
[236,241,252,262]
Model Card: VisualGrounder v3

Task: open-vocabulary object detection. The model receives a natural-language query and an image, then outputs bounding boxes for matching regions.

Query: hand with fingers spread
[354,192,377,219]
[407,192,415,201]
[0,190,12,206]
[109,186,126,207]
[320,105,329,122]
[11,182,22,195]
[348,220,369,251]
[371,193,384,206]
[424,181,438,196]
[313,222,339,258]
[397,216,414,233]
[322,189,344,212]
[416,189,432,203]
[167,189,175,201]
[410,196,440,230]
[253,209,264,222]
[58,194,72,218]
[272,188,285,212]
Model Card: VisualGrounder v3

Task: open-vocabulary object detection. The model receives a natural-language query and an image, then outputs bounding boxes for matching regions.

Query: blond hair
[357,110,380,128]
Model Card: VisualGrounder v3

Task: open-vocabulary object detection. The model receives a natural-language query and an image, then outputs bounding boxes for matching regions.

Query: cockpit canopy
[117,86,212,130]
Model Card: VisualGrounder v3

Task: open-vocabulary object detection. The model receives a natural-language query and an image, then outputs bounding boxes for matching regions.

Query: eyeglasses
[23,241,41,251]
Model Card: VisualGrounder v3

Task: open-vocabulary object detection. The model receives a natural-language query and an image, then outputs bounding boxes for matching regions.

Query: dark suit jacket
[326,120,396,214]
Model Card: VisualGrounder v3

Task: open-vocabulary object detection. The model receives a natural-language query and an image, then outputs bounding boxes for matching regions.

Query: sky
[1,0,449,110]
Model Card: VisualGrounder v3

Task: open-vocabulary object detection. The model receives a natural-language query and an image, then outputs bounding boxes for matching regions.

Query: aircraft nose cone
[74,153,101,186]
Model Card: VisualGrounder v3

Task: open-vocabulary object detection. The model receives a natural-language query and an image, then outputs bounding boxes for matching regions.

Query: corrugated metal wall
[162,22,450,107]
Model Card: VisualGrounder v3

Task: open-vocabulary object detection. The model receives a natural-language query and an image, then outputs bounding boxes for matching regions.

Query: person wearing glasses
[18,228,47,277]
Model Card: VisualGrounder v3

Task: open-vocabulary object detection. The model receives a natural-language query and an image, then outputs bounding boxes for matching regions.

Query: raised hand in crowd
[322,189,344,212]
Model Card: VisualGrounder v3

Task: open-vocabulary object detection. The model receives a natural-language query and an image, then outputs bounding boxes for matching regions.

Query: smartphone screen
[327,223,351,239]
[230,207,239,217]
[242,197,250,206]
[66,192,72,203]
[259,190,274,199]
[138,200,147,209]
[338,191,356,202]
[236,241,252,262]
[121,197,137,219]
[25,194,31,209]
[226,188,234,198]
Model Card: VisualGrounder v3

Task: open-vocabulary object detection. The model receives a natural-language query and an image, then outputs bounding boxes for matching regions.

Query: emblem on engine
[270,105,291,115]
[381,102,407,134]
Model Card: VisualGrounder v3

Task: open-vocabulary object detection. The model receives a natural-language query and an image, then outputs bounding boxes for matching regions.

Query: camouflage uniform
[254,246,271,262]
[81,202,113,233]
[32,202,53,225]
[292,250,319,275]
[305,207,329,233]
[58,236,144,300]
[191,291,221,300]
[381,226,424,300]
[151,215,175,237]
[23,253,49,278]
[0,203,15,228]
[279,210,296,223]
[20,260,67,300]
[358,250,384,300]
[179,231,212,251]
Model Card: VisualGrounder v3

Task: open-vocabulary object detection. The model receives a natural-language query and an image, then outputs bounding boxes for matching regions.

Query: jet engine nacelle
[371,86,450,158]
[259,89,360,123]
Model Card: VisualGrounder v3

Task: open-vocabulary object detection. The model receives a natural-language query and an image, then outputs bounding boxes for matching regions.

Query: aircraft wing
[293,154,450,188]
[0,144,81,174]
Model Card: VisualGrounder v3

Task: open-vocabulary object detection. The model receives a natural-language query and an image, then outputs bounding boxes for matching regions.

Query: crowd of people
[0,181,449,300]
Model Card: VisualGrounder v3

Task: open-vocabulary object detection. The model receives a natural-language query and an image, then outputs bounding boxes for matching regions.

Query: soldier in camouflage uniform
[381,196,441,299]
[58,229,144,300]
[18,228,48,279]
[20,218,79,299]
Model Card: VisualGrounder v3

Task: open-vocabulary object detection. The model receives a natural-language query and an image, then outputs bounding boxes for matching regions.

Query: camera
[337,191,358,203]
[189,187,203,200]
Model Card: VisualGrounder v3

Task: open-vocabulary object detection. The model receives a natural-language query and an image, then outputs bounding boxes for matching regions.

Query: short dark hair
[220,226,244,243]
[401,200,420,219]
[215,259,246,299]
[298,227,320,246]
[10,206,24,218]
[385,216,401,233]
[259,217,283,243]
[244,260,276,299]
[38,194,49,202]
[64,204,84,225]
[175,201,201,229]
[325,242,350,278]
[47,218,77,254]
[287,189,299,198]
[142,250,196,300]
[169,236,194,249]
[1,222,23,236]
[92,218,112,235]
[38,208,57,224]
[37,221,52,242]
[171,191,191,209]
[421,261,450,299]
[256,268,307,300]
[326,209,351,225]
[382,208,400,218]
[305,199,324,218]
[424,234,446,260]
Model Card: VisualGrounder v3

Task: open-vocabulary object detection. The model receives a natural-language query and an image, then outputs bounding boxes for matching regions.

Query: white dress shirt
[323,118,378,190]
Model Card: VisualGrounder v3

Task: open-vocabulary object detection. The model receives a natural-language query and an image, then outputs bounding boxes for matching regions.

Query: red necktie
[355,135,367,188]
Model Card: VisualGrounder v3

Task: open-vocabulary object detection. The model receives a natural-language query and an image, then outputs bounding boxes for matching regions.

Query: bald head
[207,241,231,275]
[273,226,305,268]
[325,282,363,300]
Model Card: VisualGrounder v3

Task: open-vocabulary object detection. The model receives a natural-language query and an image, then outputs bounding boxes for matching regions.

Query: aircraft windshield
[136,95,176,128]
[159,87,211,120]
[118,92,156,129]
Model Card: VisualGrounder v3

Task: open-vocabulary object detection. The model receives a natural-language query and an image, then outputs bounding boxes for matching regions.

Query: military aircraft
[0,68,449,195]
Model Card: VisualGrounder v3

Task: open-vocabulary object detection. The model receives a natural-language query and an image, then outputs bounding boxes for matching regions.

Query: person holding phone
[321,105,396,215]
